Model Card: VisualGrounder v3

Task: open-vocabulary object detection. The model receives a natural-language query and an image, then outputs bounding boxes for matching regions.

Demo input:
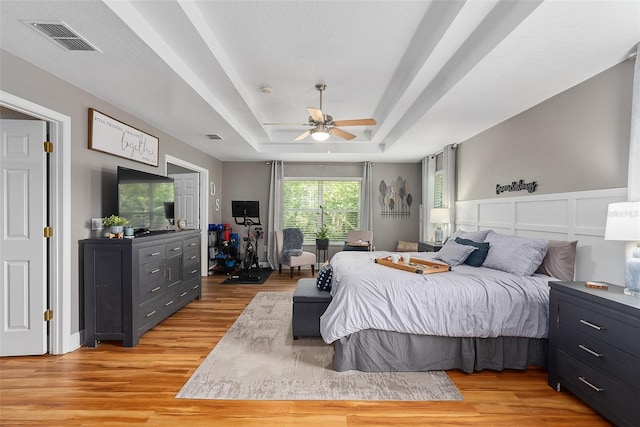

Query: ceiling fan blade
[294,130,311,141]
[332,118,377,127]
[307,107,324,123]
[332,127,356,140]
[263,122,309,126]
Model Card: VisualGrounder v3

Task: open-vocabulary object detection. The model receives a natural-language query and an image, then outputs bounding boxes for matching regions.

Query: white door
[171,173,199,229]
[0,119,48,356]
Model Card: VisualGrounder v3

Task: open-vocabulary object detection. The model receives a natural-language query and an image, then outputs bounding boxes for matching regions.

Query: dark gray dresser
[548,281,640,427]
[82,230,201,347]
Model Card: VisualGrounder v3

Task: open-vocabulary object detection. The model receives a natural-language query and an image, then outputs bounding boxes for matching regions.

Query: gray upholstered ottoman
[292,278,332,340]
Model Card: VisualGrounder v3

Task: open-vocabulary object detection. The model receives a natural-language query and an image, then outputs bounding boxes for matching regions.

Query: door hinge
[43,141,54,153]
[44,226,54,238]
[44,309,54,322]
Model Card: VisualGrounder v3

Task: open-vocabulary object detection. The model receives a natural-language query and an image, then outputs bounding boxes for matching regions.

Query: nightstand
[417,241,443,252]
[548,281,640,427]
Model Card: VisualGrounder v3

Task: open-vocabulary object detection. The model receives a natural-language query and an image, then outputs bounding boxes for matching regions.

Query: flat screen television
[117,166,175,231]
[232,200,260,218]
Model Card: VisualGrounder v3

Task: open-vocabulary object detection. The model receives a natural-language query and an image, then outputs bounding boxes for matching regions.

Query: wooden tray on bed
[374,256,450,275]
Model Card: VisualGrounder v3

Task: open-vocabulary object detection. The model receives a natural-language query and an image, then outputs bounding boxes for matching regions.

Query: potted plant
[102,214,129,236]
[315,223,329,250]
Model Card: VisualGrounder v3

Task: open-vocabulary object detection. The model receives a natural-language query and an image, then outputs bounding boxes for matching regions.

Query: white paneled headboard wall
[456,188,628,286]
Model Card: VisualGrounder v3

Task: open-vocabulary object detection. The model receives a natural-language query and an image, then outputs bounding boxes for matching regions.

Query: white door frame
[0,90,74,355]
[164,155,209,277]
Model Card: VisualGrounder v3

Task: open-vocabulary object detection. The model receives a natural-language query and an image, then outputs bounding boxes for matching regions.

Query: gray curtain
[629,44,639,202]
[267,161,284,270]
[422,155,436,242]
[361,162,373,234]
[442,143,457,240]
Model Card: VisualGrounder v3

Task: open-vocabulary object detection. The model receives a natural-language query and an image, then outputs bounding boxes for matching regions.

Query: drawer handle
[146,310,157,317]
[577,376,604,392]
[150,269,161,274]
[150,252,161,257]
[190,269,198,274]
[188,242,196,247]
[578,344,603,358]
[151,286,161,293]
[180,292,188,297]
[190,255,197,260]
[165,300,174,307]
[171,246,181,252]
[192,284,200,290]
[579,319,605,331]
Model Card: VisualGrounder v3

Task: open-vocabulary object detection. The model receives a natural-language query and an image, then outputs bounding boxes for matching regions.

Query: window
[283,179,361,244]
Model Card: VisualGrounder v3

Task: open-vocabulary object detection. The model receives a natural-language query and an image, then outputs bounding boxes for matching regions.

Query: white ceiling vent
[24,20,101,52]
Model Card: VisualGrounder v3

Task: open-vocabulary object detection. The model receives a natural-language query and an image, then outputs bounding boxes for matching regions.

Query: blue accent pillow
[316,263,333,292]
[455,237,490,267]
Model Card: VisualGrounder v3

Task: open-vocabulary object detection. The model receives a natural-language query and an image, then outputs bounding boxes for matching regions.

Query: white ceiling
[1,0,638,163]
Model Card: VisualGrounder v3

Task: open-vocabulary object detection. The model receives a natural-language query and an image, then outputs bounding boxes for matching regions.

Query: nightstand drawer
[559,325,640,389]
[558,351,639,427]
[561,298,640,357]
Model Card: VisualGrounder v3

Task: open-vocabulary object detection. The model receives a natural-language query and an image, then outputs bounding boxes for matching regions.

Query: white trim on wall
[456,187,628,285]
[164,155,209,277]
[0,90,75,354]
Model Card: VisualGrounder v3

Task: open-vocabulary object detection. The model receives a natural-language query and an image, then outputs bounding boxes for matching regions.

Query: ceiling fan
[263,84,377,141]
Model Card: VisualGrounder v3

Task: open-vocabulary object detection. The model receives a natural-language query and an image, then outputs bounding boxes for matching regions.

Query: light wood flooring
[1,269,612,426]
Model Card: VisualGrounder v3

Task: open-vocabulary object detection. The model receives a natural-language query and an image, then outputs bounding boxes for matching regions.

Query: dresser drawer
[559,325,640,389]
[139,295,165,333]
[138,244,165,265]
[558,351,639,427]
[183,236,199,255]
[183,250,200,267]
[165,241,183,258]
[560,298,640,357]
[183,261,200,282]
[138,259,165,301]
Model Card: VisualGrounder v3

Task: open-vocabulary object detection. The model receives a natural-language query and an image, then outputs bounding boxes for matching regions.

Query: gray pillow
[434,240,477,266]
[482,230,549,276]
[535,240,578,281]
[450,229,491,243]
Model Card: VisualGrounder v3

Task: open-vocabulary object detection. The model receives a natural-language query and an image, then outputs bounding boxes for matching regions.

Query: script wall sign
[496,179,537,195]
[88,108,159,167]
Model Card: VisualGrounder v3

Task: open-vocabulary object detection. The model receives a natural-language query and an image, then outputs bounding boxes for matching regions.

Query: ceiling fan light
[311,125,331,141]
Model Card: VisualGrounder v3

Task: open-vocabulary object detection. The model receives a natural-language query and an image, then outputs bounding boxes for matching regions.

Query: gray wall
[1,50,222,335]
[457,60,633,201]
[221,161,422,263]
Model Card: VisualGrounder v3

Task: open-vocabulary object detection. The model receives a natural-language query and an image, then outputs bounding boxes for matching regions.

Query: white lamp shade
[604,202,640,241]
[430,208,450,224]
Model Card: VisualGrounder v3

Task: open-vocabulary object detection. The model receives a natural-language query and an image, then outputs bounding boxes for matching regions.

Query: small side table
[418,241,443,252]
[316,244,328,268]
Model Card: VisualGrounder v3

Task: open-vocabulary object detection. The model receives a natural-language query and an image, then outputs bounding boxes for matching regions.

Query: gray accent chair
[274,229,316,278]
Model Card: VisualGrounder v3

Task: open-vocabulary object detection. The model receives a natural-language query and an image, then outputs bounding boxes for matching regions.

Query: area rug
[221,268,272,284]
[176,291,463,401]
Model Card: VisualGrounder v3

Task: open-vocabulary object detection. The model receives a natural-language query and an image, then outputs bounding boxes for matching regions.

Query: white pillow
[434,240,477,266]
[482,231,549,276]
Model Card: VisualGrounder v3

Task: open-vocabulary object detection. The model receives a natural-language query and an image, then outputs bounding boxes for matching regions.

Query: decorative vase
[110,225,123,235]
[123,226,134,238]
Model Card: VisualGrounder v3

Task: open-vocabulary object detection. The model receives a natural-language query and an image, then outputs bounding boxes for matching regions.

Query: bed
[319,229,577,373]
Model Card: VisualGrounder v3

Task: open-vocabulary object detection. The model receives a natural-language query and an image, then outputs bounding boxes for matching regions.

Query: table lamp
[604,201,640,296]
[430,208,450,244]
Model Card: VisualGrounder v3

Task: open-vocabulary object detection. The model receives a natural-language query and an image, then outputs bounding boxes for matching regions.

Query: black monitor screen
[232,200,260,218]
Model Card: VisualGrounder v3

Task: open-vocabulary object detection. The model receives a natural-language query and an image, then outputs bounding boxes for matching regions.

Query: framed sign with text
[88,108,159,167]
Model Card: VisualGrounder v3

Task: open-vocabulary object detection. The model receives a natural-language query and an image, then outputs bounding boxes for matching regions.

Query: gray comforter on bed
[320,250,550,344]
